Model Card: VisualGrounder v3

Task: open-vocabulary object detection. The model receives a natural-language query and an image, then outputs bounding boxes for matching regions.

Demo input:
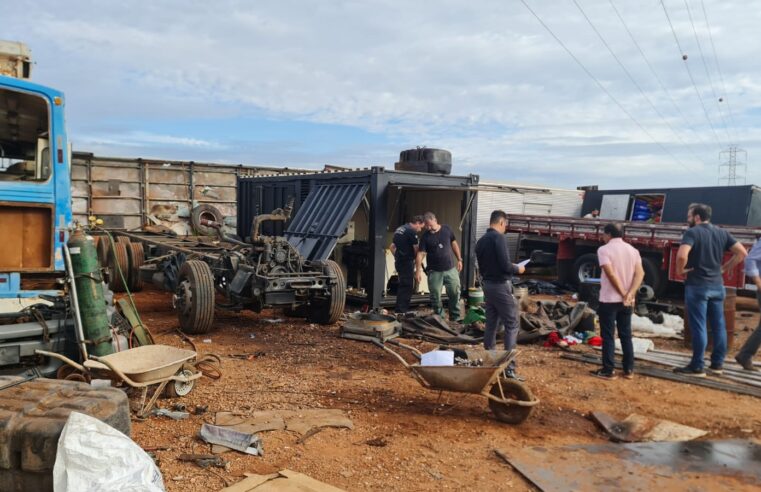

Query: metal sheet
[285,183,368,261]
[501,439,761,492]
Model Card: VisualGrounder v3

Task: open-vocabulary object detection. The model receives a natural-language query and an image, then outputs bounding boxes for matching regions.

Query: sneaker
[623,371,634,380]
[673,366,706,378]
[735,355,759,372]
[504,369,525,382]
[708,364,723,375]
[590,369,617,380]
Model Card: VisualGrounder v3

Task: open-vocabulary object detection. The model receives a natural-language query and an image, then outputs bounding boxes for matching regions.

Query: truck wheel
[128,242,145,292]
[572,253,600,285]
[191,204,223,236]
[642,256,666,297]
[308,260,346,325]
[176,260,215,334]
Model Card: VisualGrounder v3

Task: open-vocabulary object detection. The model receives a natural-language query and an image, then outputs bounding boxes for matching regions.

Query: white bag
[53,412,164,492]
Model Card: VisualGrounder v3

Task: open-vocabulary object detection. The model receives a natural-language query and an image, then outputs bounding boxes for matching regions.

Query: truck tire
[176,260,215,334]
[191,204,223,236]
[572,253,600,285]
[308,260,346,324]
[108,242,130,293]
[642,256,667,297]
[128,242,145,292]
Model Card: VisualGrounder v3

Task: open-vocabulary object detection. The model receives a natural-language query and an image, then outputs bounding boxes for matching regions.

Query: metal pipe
[63,243,88,360]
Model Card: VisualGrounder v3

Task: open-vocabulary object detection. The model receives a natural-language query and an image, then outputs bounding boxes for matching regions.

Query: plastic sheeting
[53,412,164,492]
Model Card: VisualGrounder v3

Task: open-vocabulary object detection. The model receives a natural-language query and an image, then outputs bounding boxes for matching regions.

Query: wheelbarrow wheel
[165,369,196,398]
[176,260,215,334]
[488,378,535,425]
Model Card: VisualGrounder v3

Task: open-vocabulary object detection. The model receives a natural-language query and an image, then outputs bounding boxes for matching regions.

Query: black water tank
[395,148,452,175]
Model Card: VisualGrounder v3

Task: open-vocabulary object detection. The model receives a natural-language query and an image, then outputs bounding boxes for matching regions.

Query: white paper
[421,350,454,366]
[517,259,530,267]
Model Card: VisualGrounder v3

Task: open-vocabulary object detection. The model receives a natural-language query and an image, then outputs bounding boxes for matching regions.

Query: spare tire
[572,253,600,286]
[191,204,223,236]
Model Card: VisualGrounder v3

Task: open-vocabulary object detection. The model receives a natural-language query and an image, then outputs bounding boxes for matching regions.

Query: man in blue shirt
[675,203,747,377]
[735,236,761,371]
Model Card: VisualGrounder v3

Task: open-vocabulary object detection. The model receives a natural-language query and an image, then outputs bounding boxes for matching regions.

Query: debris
[631,313,684,339]
[199,424,263,456]
[496,440,761,491]
[178,453,228,469]
[173,403,187,412]
[426,468,443,480]
[203,339,212,343]
[221,469,345,491]
[365,437,388,447]
[399,314,480,344]
[561,353,761,398]
[193,404,209,415]
[519,301,588,344]
[262,318,283,324]
[53,412,164,492]
[590,411,707,442]
[153,408,190,420]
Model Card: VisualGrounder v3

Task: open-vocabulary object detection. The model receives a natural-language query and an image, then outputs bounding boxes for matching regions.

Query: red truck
[506,214,756,296]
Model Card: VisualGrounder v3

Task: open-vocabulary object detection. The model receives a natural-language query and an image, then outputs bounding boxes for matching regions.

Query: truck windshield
[0,87,51,182]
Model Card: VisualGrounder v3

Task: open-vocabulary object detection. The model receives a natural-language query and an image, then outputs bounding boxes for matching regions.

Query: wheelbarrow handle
[88,355,140,387]
[35,349,86,373]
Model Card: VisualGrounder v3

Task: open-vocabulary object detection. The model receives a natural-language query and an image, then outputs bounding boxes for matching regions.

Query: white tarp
[630,313,684,339]
[53,412,164,492]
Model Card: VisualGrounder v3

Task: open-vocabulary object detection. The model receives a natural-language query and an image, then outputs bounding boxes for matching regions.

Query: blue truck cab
[0,72,74,373]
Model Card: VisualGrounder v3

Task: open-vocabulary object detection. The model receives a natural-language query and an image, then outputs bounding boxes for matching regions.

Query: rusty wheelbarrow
[36,345,202,418]
[376,340,539,424]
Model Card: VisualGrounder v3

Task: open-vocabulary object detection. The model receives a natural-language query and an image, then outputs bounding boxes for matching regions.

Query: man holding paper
[475,210,525,380]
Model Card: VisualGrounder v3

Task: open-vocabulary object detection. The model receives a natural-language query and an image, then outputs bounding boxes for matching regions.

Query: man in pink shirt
[592,223,645,380]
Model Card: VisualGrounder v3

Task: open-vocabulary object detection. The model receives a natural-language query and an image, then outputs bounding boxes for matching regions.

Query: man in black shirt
[416,212,463,320]
[390,215,424,313]
[475,210,526,378]
[674,203,746,377]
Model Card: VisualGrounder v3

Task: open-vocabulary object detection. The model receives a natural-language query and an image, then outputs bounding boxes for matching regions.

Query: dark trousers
[598,302,634,373]
[737,291,761,363]
[482,280,519,369]
[394,260,414,313]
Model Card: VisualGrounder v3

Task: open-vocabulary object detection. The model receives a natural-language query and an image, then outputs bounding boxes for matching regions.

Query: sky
[2,0,759,189]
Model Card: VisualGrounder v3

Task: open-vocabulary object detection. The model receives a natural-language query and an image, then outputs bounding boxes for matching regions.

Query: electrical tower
[718,146,747,185]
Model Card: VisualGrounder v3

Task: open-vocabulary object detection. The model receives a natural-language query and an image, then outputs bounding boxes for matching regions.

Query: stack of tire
[93,235,145,293]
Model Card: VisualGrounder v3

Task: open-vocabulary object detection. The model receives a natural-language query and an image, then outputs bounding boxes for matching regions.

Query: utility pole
[718,146,747,185]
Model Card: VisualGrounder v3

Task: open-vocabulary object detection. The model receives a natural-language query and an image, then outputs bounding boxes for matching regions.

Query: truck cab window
[0,88,51,182]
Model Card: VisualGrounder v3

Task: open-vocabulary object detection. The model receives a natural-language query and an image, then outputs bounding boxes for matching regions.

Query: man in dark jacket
[475,210,525,379]
[416,212,463,320]
[390,215,424,314]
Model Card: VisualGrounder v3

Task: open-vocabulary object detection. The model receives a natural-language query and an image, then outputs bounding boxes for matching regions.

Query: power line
[660,0,726,149]
[683,0,732,144]
[518,0,692,172]
[608,0,715,156]
[572,0,709,167]
[700,0,740,142]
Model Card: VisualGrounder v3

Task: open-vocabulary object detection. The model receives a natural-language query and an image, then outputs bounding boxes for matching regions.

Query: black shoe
[673,366,706,378]
[590,369,617,380]
[708,364,723,375]
[735,355,759,372]
[504,369,525,381]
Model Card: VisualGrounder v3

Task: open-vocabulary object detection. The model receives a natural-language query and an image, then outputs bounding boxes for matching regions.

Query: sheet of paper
[517,259,530,268]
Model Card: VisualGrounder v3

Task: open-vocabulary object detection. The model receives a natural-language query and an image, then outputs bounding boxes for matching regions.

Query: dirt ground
[125,288,761,491]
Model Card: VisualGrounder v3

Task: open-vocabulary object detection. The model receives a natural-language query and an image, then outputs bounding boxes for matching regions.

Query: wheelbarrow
[376,340,539,424]
[36,345,202,418]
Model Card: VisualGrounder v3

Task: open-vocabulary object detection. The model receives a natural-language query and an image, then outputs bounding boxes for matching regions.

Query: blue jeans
[685,284,727,370]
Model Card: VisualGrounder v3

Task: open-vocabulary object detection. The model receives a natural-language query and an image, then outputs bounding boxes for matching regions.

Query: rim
[577,261,600,282]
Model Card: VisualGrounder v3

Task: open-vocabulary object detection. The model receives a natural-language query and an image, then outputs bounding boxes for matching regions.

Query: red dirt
[124,288,761,491]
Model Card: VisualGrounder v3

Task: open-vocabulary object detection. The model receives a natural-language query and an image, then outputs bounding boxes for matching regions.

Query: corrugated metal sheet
[285,183,369,261]
[475,187,583,238]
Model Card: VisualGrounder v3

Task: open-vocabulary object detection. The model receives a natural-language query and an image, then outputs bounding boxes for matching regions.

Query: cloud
[1,0,759,188]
